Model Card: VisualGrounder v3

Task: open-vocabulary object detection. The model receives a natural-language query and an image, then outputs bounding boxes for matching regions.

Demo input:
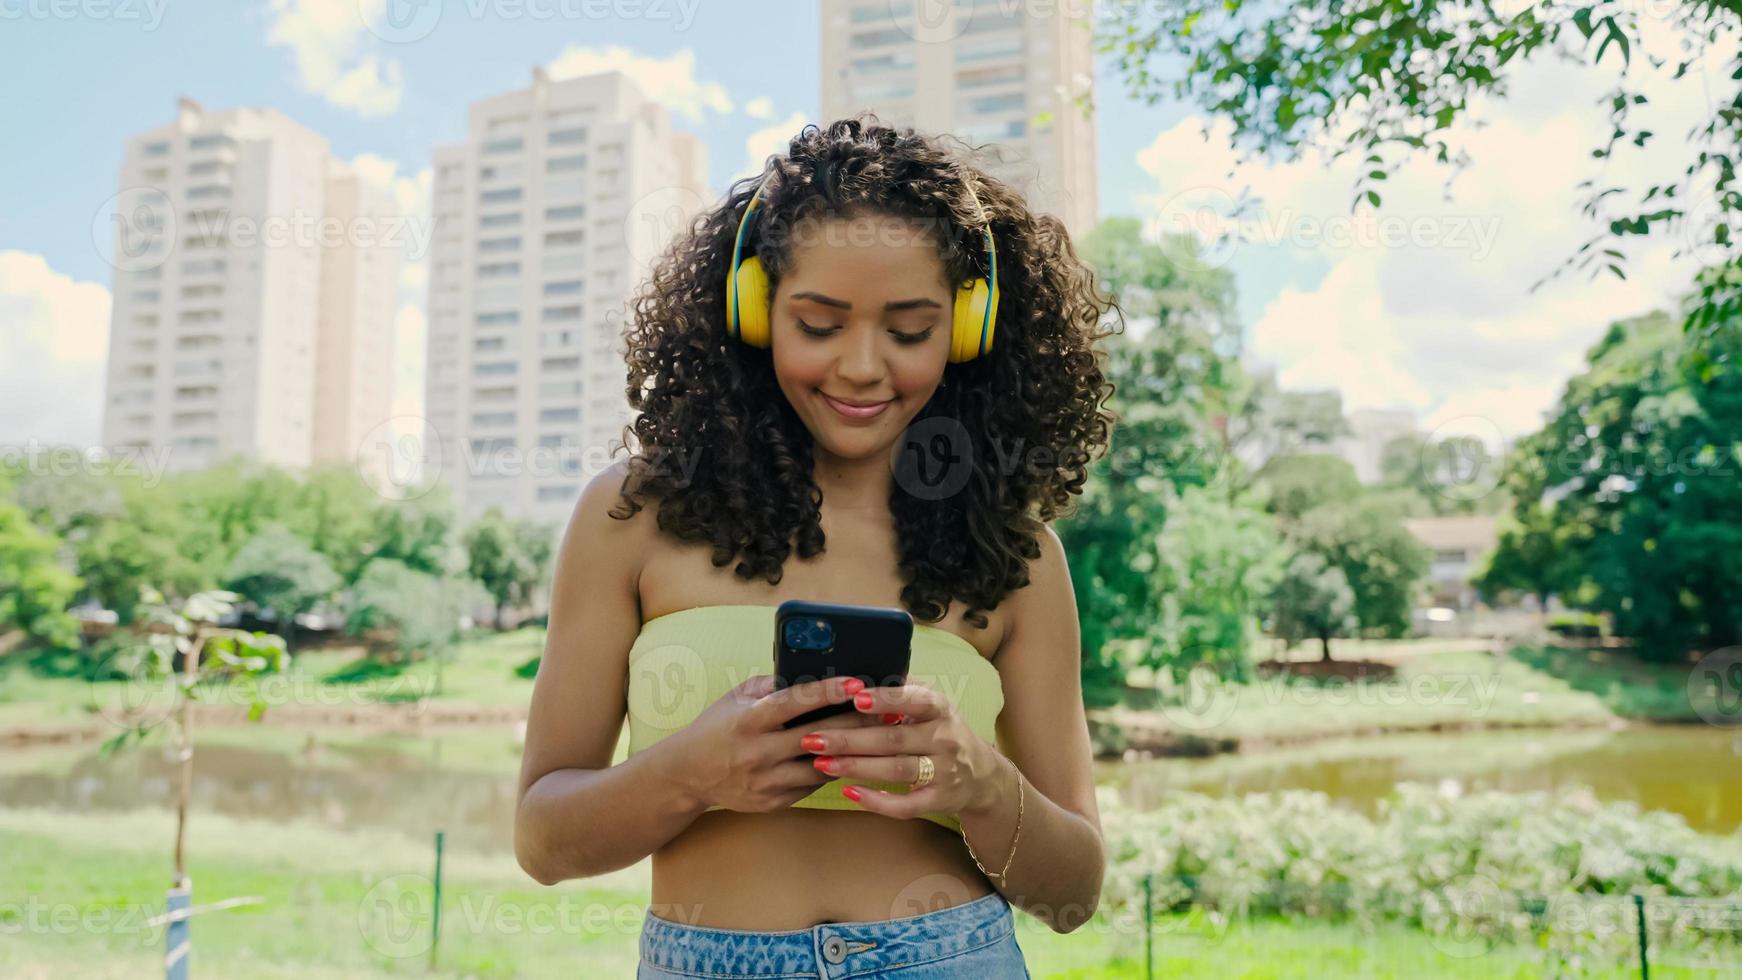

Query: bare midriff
[649,809,996,928]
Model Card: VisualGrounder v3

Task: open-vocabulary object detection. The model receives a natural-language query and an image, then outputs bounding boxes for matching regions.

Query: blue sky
[0,0,1713,451]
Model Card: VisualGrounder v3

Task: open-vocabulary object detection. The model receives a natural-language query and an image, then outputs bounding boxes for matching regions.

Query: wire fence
[1127,873,1742,979]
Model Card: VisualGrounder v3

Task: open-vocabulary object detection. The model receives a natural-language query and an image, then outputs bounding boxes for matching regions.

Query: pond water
[1097,724,1742,834]
[3,724,1737,854]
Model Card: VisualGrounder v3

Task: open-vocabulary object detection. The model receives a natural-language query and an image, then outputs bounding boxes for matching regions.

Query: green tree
[1495,310,1742,656]
[1099,1,1742,334]
[1255,453,1363,521]
[0,499,82,648]
[1474,500,1590,610]
[1152,486,1287,682]
[1290,499,1432,638]
[1060,219,1248,705]
[463,508,554,630]
[367,493,462,579]
[223,523,340,637]
[1271,551,1359,660]
[346,559,479,673]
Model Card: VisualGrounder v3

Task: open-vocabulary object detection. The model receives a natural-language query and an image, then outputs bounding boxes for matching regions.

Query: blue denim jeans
[637,890,1031,978]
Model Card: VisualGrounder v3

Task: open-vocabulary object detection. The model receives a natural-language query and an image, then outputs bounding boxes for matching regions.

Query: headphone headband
[725,167,999,362]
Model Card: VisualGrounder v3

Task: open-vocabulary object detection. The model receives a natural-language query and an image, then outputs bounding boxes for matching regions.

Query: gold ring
[912,754,935,789]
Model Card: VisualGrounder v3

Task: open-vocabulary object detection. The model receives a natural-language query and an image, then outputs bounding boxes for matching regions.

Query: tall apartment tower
[819,0,1099,238]
[314,164,403,485]
[423,68,709,527]
[100,97,402,476]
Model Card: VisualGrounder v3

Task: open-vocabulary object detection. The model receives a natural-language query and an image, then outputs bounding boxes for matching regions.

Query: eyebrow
[788,291,943,313]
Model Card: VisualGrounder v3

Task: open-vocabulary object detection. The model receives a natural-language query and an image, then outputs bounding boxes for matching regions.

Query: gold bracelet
[961,756,1023,887]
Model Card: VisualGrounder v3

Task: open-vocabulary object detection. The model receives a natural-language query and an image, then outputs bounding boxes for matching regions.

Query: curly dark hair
[609,115,1119,631]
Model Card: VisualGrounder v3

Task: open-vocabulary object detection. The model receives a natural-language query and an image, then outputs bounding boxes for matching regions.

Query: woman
[515,116,1118,978]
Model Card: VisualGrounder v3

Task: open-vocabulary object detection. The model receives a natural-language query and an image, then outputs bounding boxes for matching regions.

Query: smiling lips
[818,390,893,420]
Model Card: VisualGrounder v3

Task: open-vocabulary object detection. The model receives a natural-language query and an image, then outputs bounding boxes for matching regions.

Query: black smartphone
[772,599,914,729]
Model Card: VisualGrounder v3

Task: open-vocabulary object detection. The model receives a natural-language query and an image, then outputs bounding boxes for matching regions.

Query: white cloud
[744,96,774,119]
[266,0,404,117]
[546,45,731,122]
[0,252,112,448]
[1134,33,1713,438]
[738,111,809,183]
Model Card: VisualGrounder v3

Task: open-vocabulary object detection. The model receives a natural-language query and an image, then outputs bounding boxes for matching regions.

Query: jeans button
[821,934,848,964]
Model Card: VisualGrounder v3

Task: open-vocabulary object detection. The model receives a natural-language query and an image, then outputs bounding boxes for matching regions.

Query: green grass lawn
[4,807,1685,980]
[1094,645,1709,754]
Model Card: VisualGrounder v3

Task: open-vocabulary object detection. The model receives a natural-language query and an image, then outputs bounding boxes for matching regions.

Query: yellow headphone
[723,172,1000,363]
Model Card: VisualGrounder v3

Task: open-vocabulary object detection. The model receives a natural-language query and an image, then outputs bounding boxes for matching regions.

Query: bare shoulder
[1001,523,1078,651]
[558,457,657,591]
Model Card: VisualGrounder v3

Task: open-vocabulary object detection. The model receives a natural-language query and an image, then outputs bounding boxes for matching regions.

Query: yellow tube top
[624,604,1005,835]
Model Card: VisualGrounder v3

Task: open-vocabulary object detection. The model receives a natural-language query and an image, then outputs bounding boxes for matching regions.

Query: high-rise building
[99,97,402,476]
[423,68,709,526]
[819,0,1098,238]
[315,164,403,486]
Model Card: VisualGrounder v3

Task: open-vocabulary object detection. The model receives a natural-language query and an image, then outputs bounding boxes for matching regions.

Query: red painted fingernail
[854,691,874,710]
[881,713,903,724]
[813,756,837,775]
[801,734,826,752]
[842,677,866,696]
[841,785,863,802]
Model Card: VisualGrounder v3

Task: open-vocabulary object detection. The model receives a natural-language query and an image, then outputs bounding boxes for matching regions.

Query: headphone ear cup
[950,278,992,363]
[733,255,773,348]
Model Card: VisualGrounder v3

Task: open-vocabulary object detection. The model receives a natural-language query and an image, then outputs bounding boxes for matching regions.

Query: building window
[539,407,580,424]
[476,310,519,326]
[478,236,521,254]
[480,187,523,205]
[546,204,586,223]
[483,137,524,155]
[548,126,588,146]
[478,261,521,278]
[543,280,583,296]
[545,230,584,249]
[480,212,522,228]
[471,410,517,427]
[474,361,517,377]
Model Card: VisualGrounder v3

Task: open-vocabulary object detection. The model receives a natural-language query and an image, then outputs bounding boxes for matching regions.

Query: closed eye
[799,319,933,345]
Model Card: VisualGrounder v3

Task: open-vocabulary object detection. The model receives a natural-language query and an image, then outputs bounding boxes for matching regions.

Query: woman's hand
[667,674,887,814]
[796,680,1002,819]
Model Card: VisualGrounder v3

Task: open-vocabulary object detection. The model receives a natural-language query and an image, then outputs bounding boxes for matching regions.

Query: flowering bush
[1099,784,1742,963]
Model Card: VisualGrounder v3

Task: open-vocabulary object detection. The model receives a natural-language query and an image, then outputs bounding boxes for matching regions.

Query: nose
[834,323,884,387]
